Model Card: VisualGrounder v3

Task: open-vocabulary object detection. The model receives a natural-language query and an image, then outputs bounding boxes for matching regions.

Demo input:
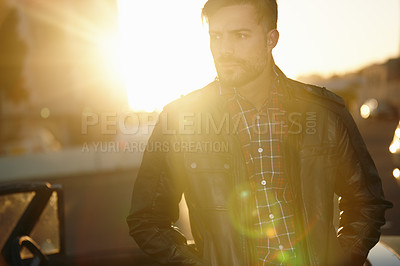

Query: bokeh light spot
[41,107,50,119]
[360,104,370,119]
[393,168,400,179]
[389,140,399,154]
[395,128,400,138]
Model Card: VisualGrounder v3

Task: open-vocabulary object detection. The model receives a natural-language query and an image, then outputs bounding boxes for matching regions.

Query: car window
[0,192,35,250]
[22,191,61,259]
[0,190,61,259]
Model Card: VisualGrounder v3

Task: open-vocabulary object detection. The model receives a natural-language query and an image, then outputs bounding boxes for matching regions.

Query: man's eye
[237,33,248,39]
[210,34,222,40]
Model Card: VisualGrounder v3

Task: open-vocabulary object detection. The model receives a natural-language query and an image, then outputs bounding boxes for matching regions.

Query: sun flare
[117,0,216,112]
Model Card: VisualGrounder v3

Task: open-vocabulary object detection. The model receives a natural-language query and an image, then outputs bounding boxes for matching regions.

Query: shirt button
[261,180,267,186]
[224,163,230,169]
[190,162,197,169]
[279,244,284,250]
[269,213,274,219]
[258,148,263,153]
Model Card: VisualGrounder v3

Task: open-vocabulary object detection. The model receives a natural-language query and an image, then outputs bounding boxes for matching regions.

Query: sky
[276,0,400,78]
[117,0,400,111]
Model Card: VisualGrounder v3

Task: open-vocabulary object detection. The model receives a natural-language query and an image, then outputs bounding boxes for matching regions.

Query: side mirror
[10,236,48,266]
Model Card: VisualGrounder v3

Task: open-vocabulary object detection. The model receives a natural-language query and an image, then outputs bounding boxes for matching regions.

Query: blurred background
[0,0,399,264]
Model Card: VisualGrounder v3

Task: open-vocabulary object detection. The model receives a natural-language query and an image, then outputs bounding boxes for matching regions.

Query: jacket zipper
[283,99,317,266]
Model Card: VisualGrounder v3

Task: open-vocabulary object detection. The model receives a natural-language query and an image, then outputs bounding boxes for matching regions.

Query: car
[0,181,159,266]
[0,179,399,266]
[0,182,64,266]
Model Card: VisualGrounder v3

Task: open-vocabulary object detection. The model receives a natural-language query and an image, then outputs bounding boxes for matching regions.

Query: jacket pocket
[184,153,233,210]
[299,144,339,169]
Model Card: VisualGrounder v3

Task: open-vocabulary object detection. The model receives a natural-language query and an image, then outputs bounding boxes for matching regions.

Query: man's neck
[237,63,274,111]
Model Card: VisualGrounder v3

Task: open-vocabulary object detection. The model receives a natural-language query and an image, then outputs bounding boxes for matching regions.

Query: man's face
[209,4,272,87]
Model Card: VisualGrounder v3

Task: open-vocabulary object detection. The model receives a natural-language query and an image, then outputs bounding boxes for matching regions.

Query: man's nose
[220,37,234,55]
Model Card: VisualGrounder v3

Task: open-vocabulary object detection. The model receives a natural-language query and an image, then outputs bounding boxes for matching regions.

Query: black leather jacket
[127,68,392,265]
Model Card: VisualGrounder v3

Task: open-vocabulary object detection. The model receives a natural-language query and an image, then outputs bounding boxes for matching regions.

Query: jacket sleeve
[126,110,202,265]
[334,109,393,266]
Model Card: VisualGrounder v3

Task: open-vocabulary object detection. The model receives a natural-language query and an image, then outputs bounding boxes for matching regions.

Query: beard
[214,53,269,88]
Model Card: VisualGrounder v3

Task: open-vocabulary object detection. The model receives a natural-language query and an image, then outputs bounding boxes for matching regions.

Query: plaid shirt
[221,67,297,265]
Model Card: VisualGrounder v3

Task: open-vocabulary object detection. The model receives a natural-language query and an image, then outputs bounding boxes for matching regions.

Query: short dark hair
[202,0,278,30]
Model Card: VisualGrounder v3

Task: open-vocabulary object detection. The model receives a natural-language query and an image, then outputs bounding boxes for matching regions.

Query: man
[127,0,392,265]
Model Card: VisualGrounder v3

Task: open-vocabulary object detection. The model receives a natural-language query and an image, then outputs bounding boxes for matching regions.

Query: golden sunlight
[117,0,215,112]
[115,0,399,111]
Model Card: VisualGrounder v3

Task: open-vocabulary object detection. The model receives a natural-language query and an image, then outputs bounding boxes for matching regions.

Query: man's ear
[267,29,279,50]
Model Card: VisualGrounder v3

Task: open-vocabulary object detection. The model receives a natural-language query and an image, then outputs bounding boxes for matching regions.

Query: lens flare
[278,251,288,262]
[227,181,319,250]
[227,182,263,239]
[266,227,276,238]
[40,108,50,119]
